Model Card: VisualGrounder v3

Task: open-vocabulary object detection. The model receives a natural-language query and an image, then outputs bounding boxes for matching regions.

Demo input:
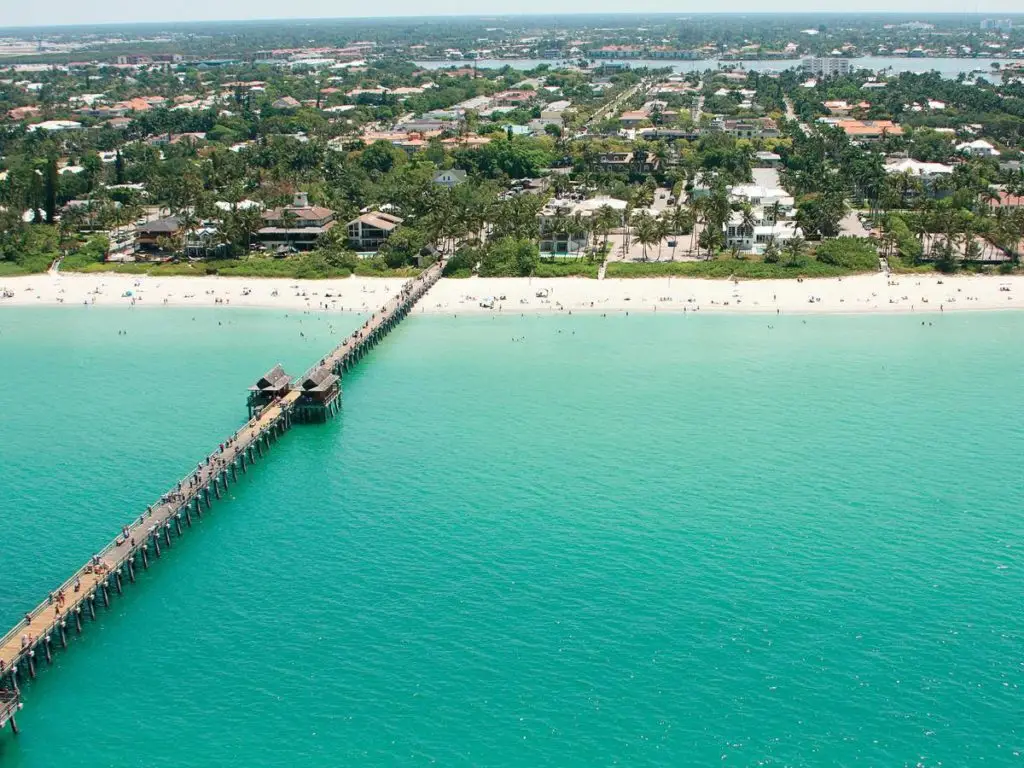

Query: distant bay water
[416,56,1018,78]
[1,307,1023,766]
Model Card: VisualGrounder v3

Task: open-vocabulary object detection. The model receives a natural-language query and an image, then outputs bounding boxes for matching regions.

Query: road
[691,82,704,123]
[585,78,650,129]
[784,97,811,136]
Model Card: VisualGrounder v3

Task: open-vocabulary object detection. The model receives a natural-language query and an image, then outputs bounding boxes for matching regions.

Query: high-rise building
[802,57,852,78]
[980,18,1013,31]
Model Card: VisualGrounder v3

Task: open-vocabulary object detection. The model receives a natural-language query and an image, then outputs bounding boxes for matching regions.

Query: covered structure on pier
[247,364,292,417]
[291,368,341,422]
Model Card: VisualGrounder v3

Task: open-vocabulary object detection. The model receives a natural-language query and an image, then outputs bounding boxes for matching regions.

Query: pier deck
[0,262,444,730]
[0,391,296,673]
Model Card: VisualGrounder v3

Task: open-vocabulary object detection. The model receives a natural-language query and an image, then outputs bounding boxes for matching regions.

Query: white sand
[1,271,1021,315]
[0,273,408,312]
[417,273,1023,315]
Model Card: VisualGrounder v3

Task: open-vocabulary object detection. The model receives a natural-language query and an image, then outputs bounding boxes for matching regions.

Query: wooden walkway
[0,263,444,733]
[298,260,444,383]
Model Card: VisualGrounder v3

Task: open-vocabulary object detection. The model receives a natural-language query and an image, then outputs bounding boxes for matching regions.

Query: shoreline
[1,271,1021,316]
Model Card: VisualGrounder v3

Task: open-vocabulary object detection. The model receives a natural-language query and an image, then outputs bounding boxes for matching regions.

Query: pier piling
[0,260,446,734]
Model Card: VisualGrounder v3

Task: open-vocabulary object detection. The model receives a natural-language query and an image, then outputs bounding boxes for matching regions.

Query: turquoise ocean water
[1,306,1022,766]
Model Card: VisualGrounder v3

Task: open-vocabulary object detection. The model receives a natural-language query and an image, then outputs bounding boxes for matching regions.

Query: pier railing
[1,259,445,733]
[0,399,295,668]
[294,260,444,387]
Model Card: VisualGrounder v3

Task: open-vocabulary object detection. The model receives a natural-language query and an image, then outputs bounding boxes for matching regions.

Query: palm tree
[281,208,298,254]
[567,212,588,260]
[669,206,693,260]
[632,212,659,262]
[767,201,782,241]
[653,214,671,261]
[591,205,619,260]
[549,210,569,257]
[740,203,758,245]
[784,236,806,266]
[689,197,706,255]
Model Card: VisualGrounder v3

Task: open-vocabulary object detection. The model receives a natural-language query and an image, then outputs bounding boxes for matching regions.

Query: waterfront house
[257,192,336,252]
[347,211,403,251]
[724,212,803,254]
[135,216,184,251]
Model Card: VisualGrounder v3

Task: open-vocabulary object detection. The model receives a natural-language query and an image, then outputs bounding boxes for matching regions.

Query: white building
[883,158,954,178]
[956,139,1000,157]
[725,211,803,253]
[27,120,82,132]
[538,196,627,255]
[728,184,794,210]
[432,169,467,188]
[980,18,1012,31]
[802,57,852,78]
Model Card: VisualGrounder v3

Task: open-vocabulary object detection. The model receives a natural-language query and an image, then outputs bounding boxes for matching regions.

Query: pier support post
[88,595,96,620]
[241,454,247,473]
[27,652,35,679]
[128,558,136,582]
[203,488,211,509]
[10,667,18,694]
[102,583,110,608]
[115,570,123,594]
[257,440,264,458]
[44,636,52,664]
[213,479,221,501]
[141,546,149,569]
[75,608,82,634]
[9,715,18,735]
[153,534,161,558]
[231,464,237,483]
[163,524,171,548]
[175,515,183,536]
[185,507,192,527]
[60,622,67,648]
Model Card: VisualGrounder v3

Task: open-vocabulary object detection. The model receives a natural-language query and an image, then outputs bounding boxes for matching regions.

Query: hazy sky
[1,2,1018,30]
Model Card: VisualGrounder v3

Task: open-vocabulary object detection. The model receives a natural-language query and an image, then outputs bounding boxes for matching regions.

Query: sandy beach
[1,271,1021,315]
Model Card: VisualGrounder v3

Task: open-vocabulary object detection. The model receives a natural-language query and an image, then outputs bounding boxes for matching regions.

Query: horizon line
[1,10,1020,33]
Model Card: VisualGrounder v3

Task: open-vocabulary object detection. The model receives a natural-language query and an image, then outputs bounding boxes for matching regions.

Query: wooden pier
[0,262,444,734]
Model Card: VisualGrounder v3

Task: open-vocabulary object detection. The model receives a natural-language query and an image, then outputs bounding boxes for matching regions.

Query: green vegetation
[65,255,420,279]
[812,238,880,271]
[0,220,60,275]
[532,262,600,278]
[607,258,852,280]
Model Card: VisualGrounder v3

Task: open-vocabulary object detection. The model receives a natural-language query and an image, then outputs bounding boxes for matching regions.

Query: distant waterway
[417,56,1018,78]
[2,308,1024,766]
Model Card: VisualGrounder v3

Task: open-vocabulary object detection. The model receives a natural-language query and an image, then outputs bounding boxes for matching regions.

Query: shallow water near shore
[1,307,1023,766]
